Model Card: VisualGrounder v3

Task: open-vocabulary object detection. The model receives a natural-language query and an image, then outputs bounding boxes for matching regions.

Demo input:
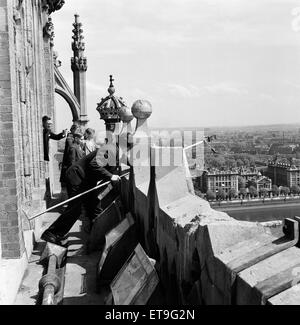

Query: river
[214,202,300,222]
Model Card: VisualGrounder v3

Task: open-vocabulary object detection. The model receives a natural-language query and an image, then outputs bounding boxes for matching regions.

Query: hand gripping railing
[29,172,130,221]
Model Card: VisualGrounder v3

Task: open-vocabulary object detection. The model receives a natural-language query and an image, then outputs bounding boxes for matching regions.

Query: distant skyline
[53,0,300,132]
[152,122,300,130]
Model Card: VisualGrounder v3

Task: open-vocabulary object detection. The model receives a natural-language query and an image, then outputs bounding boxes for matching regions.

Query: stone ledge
[0,251,28,305]
[125,168,300,304]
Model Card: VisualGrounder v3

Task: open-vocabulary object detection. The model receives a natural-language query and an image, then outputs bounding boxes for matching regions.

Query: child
[83,128,96,155]
[68,131,85,166]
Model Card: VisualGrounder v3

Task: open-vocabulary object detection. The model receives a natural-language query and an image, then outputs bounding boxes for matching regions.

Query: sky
[53,0,300,132]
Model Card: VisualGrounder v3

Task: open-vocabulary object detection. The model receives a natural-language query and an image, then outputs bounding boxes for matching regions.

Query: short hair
[70,124,80,134]
[85,128,95,136]
[73,131,83,138]
[74,126,84,136]
[42,116,51,123]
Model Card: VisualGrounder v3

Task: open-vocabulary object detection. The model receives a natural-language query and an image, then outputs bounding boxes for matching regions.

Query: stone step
[14,211,62,306]
[62,219,109,305]
[236,246,300,305]
[63,253,109,305]
[216,233,275,265]
[14,242,46,305]
[269,283,300,305]
[15,195,125,305]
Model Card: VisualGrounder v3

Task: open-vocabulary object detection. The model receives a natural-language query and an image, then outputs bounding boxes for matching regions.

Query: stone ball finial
[131,100,152,120]
[119,106,134,123]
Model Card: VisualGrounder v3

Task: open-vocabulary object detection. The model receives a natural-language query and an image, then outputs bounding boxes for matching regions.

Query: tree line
[205,153,256,170]
[197,184,300,202]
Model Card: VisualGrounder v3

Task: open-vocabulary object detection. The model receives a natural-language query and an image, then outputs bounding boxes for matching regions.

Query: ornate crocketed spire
[96,75,129,132]
[71,14,88,126]
[71,14,87,72]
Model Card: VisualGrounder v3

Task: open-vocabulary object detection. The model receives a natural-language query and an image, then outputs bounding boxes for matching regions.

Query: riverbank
[212,198,300,224]
[210,198,300,238]
[210,196,300,211]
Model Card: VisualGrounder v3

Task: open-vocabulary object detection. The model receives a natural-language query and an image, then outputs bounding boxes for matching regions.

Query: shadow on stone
[96,214,138,290]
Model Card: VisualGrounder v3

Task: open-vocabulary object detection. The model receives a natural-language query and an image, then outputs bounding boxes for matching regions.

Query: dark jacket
[65,147,118,188]
[68,143,85,167]
[60,134,74,183]
[43,129,65,161]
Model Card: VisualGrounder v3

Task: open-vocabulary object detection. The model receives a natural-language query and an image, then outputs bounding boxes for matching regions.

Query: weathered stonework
[115,100,300,305]
[71,14,88,126]
[0,0,64,304]
[43,17,55,47]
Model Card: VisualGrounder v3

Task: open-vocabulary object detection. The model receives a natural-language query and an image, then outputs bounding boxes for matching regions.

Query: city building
[256,176,272,192]
[240,167,261,183]
[202,170,239,195]
[267,162,300,188]
[269,144,295,155]
[254,145,270,155]
[196,167,272,195]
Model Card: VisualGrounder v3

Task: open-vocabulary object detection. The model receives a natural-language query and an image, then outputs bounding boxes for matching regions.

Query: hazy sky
[53,0,300,131]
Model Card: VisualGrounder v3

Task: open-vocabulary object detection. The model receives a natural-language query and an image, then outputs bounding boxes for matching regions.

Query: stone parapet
[122,164,300,305]
[118,99,300,305]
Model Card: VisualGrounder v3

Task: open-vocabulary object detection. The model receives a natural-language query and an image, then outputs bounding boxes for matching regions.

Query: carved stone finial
[132,100,152,136]
[71,14,87,72]
[119,106,134,144]
[108,75,116,95]
[53,51,62,67]
[97,76,129,134]
[109,75,114,86]
[119,106,134,124]
[132,100,152,120]
[43,17,55,47]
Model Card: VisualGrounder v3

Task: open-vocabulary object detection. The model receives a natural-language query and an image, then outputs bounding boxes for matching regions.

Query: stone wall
[0,0,59,260]
[0,0,64,304]
[118,102,300,305]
